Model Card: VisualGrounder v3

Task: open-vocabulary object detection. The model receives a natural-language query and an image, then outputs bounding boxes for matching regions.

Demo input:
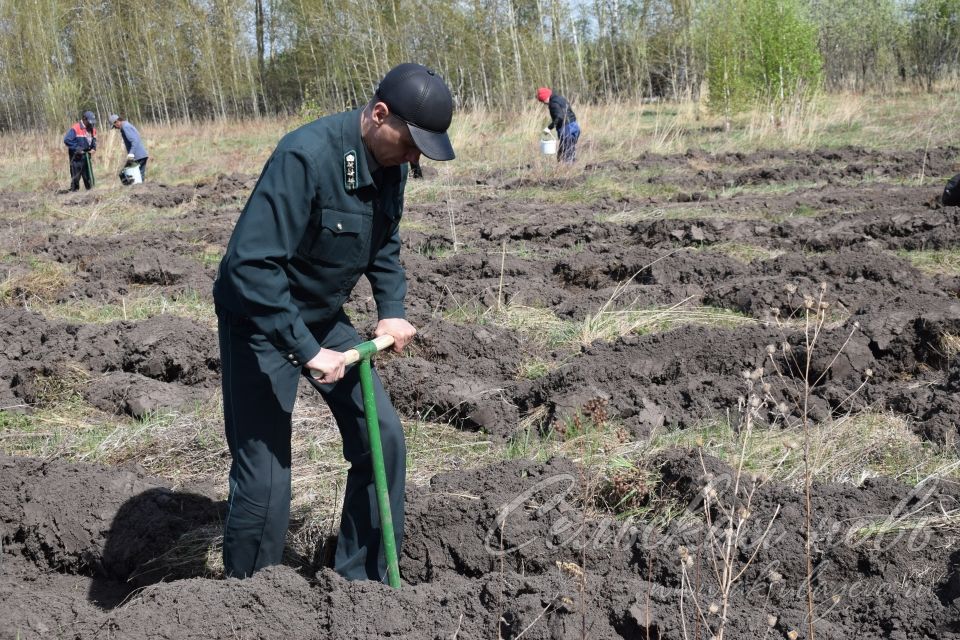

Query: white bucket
[540,138,557,155]
[122,163,142,184]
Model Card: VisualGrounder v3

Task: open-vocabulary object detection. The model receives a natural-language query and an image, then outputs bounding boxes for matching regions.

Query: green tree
[701,0,822,121]
[908,0,960,90]
[810,0,905,92]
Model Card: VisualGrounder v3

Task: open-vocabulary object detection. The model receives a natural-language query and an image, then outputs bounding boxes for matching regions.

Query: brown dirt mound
[1,308,219,417]
[4,146,960,638]
[3,453,959,639]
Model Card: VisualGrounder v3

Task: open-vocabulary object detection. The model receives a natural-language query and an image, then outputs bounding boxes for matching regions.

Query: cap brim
[408,124,455,161]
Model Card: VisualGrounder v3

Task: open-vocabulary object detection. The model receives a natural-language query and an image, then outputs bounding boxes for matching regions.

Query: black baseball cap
[376,63,455,161]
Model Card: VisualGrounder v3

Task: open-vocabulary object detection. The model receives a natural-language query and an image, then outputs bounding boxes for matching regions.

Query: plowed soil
[2,147,960,639]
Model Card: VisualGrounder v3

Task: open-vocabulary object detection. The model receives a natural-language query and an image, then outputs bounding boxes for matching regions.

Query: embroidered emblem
[344,151,357,190]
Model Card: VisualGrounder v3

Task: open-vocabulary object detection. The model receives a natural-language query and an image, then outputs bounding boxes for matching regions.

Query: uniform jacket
[213,109,408,368]
[546,94,577,133]
[64,122,97,154]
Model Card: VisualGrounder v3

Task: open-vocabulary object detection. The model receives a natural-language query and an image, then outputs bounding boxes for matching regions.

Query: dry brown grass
[3,90,956,198]
[0,258,72,306]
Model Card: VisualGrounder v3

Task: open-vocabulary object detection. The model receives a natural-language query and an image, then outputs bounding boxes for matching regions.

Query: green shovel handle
[322,334,402,589]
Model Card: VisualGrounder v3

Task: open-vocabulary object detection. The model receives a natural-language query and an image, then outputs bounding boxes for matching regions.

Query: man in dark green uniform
[213,63,455,581]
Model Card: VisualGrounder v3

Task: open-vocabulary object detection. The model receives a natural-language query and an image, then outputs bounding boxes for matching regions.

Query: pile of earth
[2,451,958,639]
[2,146,960,638]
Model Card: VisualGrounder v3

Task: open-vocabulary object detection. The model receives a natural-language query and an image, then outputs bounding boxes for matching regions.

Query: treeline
[1,0,958,130]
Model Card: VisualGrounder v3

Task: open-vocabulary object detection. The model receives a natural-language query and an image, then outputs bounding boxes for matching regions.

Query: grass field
[3,91,958,196]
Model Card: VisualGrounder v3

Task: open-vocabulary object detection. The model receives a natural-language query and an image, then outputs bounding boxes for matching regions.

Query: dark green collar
[340,108,404,192]
[341,109,375,192]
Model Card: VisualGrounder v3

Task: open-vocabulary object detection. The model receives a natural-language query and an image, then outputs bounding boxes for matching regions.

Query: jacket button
[287,354,294,360]
[336,222,343,231]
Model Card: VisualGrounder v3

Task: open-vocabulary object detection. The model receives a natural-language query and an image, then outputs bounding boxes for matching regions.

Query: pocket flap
[321,210,364,234]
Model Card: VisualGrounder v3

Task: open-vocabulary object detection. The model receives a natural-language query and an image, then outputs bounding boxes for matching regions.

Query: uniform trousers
[217,307,406,581]
[68,152,93,190]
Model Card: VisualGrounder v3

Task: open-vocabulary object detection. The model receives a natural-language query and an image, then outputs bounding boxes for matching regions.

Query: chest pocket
[301,209,368,266]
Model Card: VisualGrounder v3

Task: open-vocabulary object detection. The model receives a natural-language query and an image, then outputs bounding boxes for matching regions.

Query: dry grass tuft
[0,259,72,306]
[38,287,215,327]
[652,410,960,488]
[941,332,960,359]
[897,249,960,277]
[445,294,756,353]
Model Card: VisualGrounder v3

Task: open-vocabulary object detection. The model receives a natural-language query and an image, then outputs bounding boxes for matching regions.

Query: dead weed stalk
[762,283,869,639]
[680,378,781,640]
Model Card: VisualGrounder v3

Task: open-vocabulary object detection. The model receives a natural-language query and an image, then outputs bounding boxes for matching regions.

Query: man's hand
[542,127,551,135]
[306,348,346,384]
[375,318,416,353]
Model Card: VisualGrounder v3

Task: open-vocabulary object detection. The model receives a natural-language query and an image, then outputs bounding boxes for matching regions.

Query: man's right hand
[306,348,346,384]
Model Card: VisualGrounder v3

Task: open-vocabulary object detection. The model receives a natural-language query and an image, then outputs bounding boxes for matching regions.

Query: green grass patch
[13,191,197,237]
[443,301,756,351]
[851,508,960,543]
[581,304,755,343]
[198,247,222,269]
[403,178,491,205]
[654,411,960,488]
[897,249,960,277]
[713,180,822,199]
[40,288,215,325]
[505,402,631,470]
[515,358,554,380]
[0,407,120,460]
[786,204,820,218]
[412,241,456,259]
[596,205,768,224]
[399,218,441,234]
[0,394,227,483]
[503,403,693,523]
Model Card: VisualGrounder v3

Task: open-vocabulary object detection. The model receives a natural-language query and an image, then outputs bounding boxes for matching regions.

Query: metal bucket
[540,138,557,155]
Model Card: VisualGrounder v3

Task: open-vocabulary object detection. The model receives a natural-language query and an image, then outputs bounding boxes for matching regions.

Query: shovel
[85,151,96,188]
[334,334,402,588]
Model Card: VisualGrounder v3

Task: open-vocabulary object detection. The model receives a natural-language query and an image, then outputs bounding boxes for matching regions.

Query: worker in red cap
[537,87,580,163]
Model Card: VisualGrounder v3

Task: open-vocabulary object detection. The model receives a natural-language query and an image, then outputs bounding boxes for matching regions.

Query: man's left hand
[375,318,416,353]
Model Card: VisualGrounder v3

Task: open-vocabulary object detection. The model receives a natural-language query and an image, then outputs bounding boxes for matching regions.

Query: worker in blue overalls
[537,87,581,163]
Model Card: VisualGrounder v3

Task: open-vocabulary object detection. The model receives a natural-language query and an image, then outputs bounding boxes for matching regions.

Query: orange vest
[71,122,97,139]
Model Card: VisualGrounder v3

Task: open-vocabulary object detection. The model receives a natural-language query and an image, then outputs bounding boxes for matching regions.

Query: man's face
[369,104,422,168]
[82,117,92,129]
[112,120,121,129]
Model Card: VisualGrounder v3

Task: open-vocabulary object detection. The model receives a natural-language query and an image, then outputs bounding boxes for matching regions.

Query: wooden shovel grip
[342,335,395,365]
